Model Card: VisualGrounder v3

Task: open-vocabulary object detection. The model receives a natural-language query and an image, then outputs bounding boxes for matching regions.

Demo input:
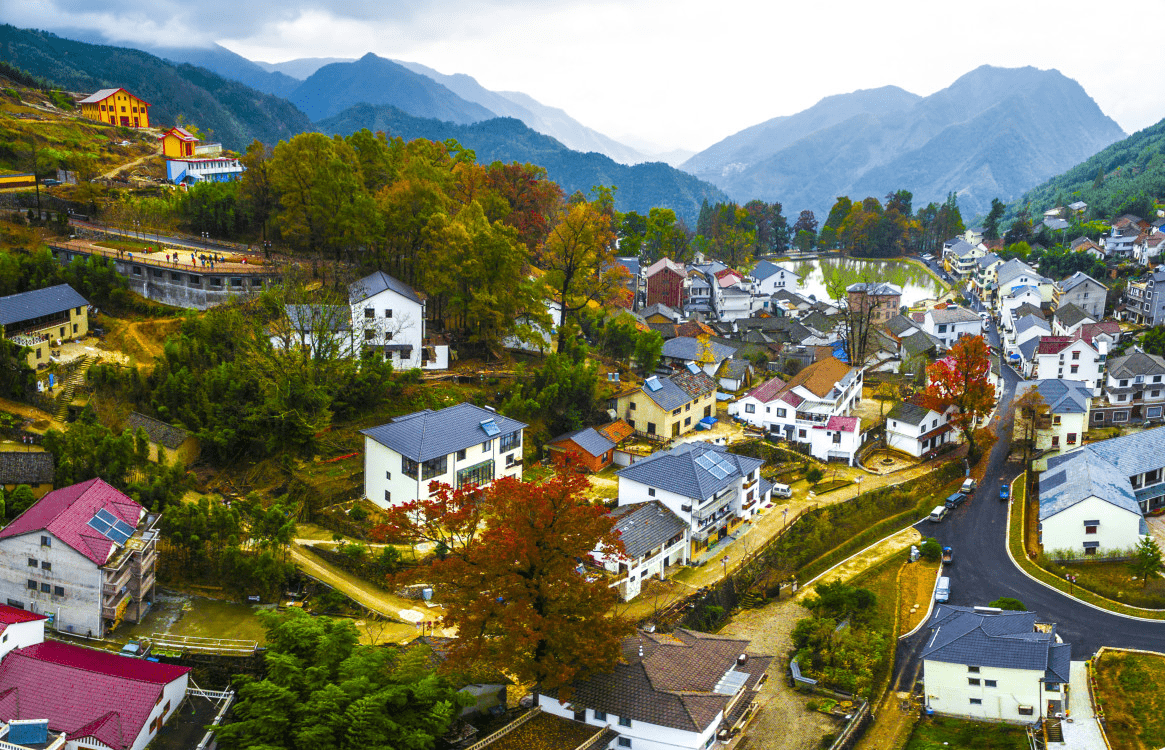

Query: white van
[928,505,948,523]
[771,483,792,498]
[935,576,950,603]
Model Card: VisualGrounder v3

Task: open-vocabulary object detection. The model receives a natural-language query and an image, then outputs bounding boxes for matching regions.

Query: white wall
[1041,495,1143,556]
[541,695,721,750]
[352,287,431,370]
[0,532,103,637]
[809,424,861,465]
[129,673,190,750]
[0,618,45,660]
[924,659,1054,723]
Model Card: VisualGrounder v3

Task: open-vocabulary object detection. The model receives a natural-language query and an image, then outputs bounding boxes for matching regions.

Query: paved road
[892,365,1165,691]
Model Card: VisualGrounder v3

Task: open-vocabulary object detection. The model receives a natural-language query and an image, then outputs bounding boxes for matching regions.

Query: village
[0,73,1164,750]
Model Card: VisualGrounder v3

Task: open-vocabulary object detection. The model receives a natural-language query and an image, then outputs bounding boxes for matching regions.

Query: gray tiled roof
[1015,315,1051,336]
[608,500,687,559]
[0,451,53,485]
[977,253,1003,269]
[362,403,526,461]
[1039,447,1142,521]
[349,270,422,305]
[751,260,797,280]
[945,240,977,258]
[923,605,1065,677]
[1011,303,1045,321]
[846,282,902,296]
[1017,337,1040,363]
[662,337,737,363]
[1059,272,1105,294]
[887,401,932,426]
[1105,351,1165,380]
[1018,380,1092,415]
[719,358,752,380]
[616,257,641,276]
[642,303,679,320]
[549,427,615,458]
[927,306,979,324]
[617,442,762,501]
[1068,426,1165,485]
[0,284,87,327]
[1053,303,1093,328]
[125,412,191,450]
[901,330,941,357]
[997,259,1048,288]
[885,314,918,337]
[639,375,695,411]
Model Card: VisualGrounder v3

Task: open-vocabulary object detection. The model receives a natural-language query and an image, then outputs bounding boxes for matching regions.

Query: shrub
[989,597,1027,611]
[806,467,825,485]
[920,538,942,562]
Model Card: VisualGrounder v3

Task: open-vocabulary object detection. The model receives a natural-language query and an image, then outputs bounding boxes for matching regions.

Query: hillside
[254,57,355,79]
[0,25,311,151]
[317,104,728,223]
[288,54,495,123]
[1010,116,1165,220]
[144,43,301,98]
[683,66,1125,218]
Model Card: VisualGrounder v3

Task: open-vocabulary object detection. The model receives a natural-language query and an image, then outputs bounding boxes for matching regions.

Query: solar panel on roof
[709,465,728,480]
[695,453,716,471]
[95,508,119,525]
[686,361,701,374]
[106,526,131,546]
[480,419,501,437]
[87,508,134,547]
[112,519,136,539]
[87,517,112,535]
[645,376,662,392]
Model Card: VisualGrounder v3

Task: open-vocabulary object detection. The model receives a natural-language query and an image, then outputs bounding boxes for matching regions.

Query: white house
[729,357,862,449]
[808,415,862,466]
[1016,379,1093,471]
[349,270,448,371]
[1032,336,1106,392]
[538,629,772,750]
[1039,429,1160,555]
[919,306,981,348]
[0,606,45,661]
[595,500,690,601]
[922,605,1071,724]
[1050,304,1096,337]
[750,261,802,297]
[362,403,526,508]
[885,401,956,457]
[1000,286,1045,333]
[617,442,768,558]
[1090,349,1165,427]
[995,259,1053,307]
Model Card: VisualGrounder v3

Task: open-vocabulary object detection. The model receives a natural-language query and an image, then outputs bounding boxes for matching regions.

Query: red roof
[0,605,46,625]
[825,416,859,432]
[1076,321,1121,344]
[162,127,199,142]
[0,479,144,565]
[1036,336,1074,355]
[0,641,189,749]
[780,391,804,407]
[743,376,788,403]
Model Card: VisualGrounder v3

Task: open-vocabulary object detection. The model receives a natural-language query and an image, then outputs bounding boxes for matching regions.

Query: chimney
[737,654,748,666]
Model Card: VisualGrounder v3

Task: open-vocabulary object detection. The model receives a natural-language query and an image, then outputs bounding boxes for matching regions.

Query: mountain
[142,43,301,98]
[1010,116,1165,220]
[253,57,355,79]
[683,66,1126,218]
[317,104,728,223]
[0,25,311,150]
[287,53,495,123]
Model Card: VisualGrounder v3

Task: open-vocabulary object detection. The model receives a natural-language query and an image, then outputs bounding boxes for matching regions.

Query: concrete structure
[614,369,718,440]
[919,306,980,348]
[808,415,862,465]
[166,156,244,185]
[1120,269,1165,326]
[645,258,685,309]
[1054,273,1106,320]
[846,282,902,324]
[750,261,801,297]
[730,356,862,448]
[1090,350,1165,427]
[595,501,689,601]
[886,402,955,457]
[1032,336,1106,392]
[362,403,526,508]
[617,442,768,556]
[78,88,150,128]
[49,240,280,311]
[922,605,1070,724]
[1016,380,1093,471]
[0,453,54,500]
[0,284,89,368]
[539,629,772,750]
[0,479,159,637]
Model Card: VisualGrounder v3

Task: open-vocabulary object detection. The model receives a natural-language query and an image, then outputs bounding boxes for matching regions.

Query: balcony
[693,493,734,522]
[103,564,132,591]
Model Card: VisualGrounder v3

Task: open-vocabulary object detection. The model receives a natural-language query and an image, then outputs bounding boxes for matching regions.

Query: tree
[873,382,897,417]
[983,198,1006,241]
[919,538,942,562]
[988,597,1027,611]
[806,467,824,485]
[792,209,818,239]
[828,276,880,368]
[1013,386,1049,469]
[1130,536,1164,587]
[407,472,631,694]
[239,140,275,242]
[8,485,34,519]
[371,482,486,557]
[920,335,996,460]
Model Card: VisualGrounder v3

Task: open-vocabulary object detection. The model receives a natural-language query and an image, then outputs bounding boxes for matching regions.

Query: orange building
[546,420,634,473]
[78,88,151,128]
[160,127,199,158]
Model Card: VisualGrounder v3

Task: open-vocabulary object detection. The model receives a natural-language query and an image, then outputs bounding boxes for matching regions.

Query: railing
[461,708,542,750]
[150,633,259,656]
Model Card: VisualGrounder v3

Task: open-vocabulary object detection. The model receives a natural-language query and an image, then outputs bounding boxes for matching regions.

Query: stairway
[52,354,91,422]
[1044,717,1064,744]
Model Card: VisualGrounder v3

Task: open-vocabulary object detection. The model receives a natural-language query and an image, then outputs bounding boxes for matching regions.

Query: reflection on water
[787,257,947,307]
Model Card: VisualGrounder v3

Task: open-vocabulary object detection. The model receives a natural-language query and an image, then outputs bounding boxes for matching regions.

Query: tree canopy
[920,335,996,459]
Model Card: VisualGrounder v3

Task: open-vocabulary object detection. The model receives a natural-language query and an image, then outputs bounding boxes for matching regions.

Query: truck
[941,546,954,565]
[999,484,1010,502]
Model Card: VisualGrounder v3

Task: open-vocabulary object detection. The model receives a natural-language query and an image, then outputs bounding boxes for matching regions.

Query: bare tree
[828,276,882,368]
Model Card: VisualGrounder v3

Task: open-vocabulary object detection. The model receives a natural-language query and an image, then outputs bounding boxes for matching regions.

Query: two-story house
[942,240,985,279]
[729,356,862,448]
[538,629,772,750]
[1032,336,1106,392]
[615,369,719,440]
[750,261,802,297]
[1054,272,1107,319]
[1119,269,1165,326]
[1090,350,1165,427]
[1050,304,1096,337]
[362,403,526,508]
[646,258,686,309]
[595,500,690,601]
[969,252,1004,298]
[617,441,767,555]
[886,401,957,457]
[0,479,159,638]
[1017,379,1093,470]
[0,284,89,368]
[1000,286,1045,334]
[1134,232,1165,265]
[922,605,1071,724]
[350,270,448,370]
[661,337,737,377]
[919,306,981,348]
[78,87,151,128]
[995,260,1053,311]
[846,282,902,324]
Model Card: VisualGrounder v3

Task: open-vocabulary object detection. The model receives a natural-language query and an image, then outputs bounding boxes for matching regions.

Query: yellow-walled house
[614,367,719,440]
[0,284,90,368]
[79,88,151,128]
[160,127,200,158]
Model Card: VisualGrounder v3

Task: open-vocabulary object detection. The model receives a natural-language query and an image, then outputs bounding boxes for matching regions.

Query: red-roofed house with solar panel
[0,479,160,637]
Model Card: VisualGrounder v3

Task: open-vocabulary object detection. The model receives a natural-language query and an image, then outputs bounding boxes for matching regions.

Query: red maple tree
[919,334,996,460]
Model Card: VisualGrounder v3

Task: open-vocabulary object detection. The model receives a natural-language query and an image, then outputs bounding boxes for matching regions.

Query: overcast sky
[6,0,1163,153]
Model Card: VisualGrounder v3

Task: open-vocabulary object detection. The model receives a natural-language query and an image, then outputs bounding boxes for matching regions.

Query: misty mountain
[287,53,495,123]
[683,66,1126,218]
[0,25,311,151]
[253,57,355,79]
[143,43,301,98]
[317,103,727,223]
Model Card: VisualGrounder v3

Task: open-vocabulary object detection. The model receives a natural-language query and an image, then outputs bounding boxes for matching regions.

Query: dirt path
[99,148,158,180]
[794,527,923,602]
[0,397,63,431]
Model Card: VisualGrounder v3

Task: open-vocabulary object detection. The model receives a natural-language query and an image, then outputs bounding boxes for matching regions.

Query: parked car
[944,492,967,509]
[928,505,948,522]
[999,484,1010,502]
[959,478,976,494]
[771,483,792,498]
[935,576,950,603]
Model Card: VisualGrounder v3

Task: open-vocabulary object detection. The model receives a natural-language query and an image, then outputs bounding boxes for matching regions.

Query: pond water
[784,257,947,308]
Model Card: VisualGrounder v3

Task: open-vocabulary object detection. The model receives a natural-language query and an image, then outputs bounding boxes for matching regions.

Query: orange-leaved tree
[375,471,631,695]
[920,334,996,460]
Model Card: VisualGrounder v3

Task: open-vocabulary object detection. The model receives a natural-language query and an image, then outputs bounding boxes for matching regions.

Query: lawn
[94,238,161,253]
[904,715,1028,750]
[1093,651,1165,750]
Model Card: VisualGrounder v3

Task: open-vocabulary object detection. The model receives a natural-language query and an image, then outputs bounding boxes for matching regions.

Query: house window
[969,698,982,705]
[456,460,495,489]
[385,470,391,480]
[26,558,36,568]
[384,490,391,503]
[39,583,50,593]
[40,562,50,571]
[777,408,787,418]
[648,488,656,497]
[799,429,807,439]
[402,456,419,476]
[1114,411,1129,422]
[1046,683,1060,692]
[6,600,22,609]
[574,709,586,722]
[968,678,981,686]
[968,666,980,673]
[365,329,376,341]
[629,402,636,411]
[26,580,35,591]
[685,417,692,426]
[40,536,50,548]
[53,586,63,597]
[704,406,712,418]
[618,740,631,749]
[421,456,448,480]
[1067,433,1077,445]
[364,308,374,318]
[618,717,632,727]
[1018,706,1034,716]
[672,408,681,416]
[1084,546,1097,556]
[1094,412,1104,422]
[984,680,997,688]
[745,403,756,414]
[1070,365,1079,374]
[1072,351,1080,360]
[1085,525,1097,534]
[647,422,656,435]
[384,309,393,318]
[457,449,467,461]
[594,711,607,720]
[500,432,521,452]
[481,440,492,452]
[1149,407,1163,418]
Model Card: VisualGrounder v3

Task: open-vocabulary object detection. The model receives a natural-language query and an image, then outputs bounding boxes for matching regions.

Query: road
[893,363,1165,692]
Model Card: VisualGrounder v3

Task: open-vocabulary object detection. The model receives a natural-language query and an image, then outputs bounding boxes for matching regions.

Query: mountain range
[682,65,1127,219]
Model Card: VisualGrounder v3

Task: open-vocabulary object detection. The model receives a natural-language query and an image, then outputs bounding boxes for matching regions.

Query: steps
[52,354,91,422]
[1044,717,1064,744]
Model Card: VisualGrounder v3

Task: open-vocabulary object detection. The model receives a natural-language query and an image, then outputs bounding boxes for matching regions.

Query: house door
[1047,699,1062,716]
[120,116,130,126]
[718,526,728,540]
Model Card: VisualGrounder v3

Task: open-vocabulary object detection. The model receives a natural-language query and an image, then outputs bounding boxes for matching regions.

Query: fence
[461,708,541,750]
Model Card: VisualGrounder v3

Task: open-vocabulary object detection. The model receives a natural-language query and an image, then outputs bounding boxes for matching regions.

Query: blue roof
[751,260,797,281]
[922,605,1066,680]
[1020,380,1092,414]
[1071,426,1165,482]
[0,284,87,327]
[1038,449,1143,521]
[349,271,422,305]
[362,403,526,461]
[617,442,763,501]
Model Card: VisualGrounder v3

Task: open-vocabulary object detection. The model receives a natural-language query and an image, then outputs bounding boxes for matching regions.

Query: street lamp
[202,231,209,253]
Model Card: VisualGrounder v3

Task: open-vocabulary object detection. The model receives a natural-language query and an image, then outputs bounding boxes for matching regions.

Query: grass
[1007,473,1165,619]
[94,238,160,253]
[1093,651,1165,750]
[904,715,1029,750]
[844,550,909,701]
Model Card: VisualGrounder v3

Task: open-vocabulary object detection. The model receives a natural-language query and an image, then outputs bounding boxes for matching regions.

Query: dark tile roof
[923,605,1066,677]
[362,403,526,461]
[349,270,422,305]
[608,500,687,559]
[1011,303,1045,321]
[617,442,762,501]
[661,337,737,363]
[887,402,931,426]
[669,369,718,400]
[0,284,87,327]
[1040,448,1142,521]
[0,451,53,485]
[751,260,797,280]
[1059,272,1105,293]
[124,412,190,450]
[885,314,918,337]
[719,358,752,381]
[1053,303,1093,328]
[549,427,616,458]
[546,629,771,733]
[1106,350,1165,380]
[901,330,940,357]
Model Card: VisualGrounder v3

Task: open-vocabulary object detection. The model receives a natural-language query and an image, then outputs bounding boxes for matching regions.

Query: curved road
[894,336,1165,689]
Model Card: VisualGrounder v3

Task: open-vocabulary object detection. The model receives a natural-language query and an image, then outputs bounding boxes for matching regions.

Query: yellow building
[614,367,719,440]
[160,127,200,158]
[79,88,151,128]
[0,284,90,368]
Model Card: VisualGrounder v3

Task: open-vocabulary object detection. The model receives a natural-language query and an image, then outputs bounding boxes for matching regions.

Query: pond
[784,257,947,308]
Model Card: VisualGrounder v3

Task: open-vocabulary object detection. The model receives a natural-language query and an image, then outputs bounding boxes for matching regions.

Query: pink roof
[715,269,743,287]
[825,416,859,432]
[0,641,189,749]
[163,126,199,142]
[0,479,144,565]
[0,605,46,625]
[780,391,804,407]
[1076,321,1120,344]
[743,377,787,403]
[1036,336,1074,355]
